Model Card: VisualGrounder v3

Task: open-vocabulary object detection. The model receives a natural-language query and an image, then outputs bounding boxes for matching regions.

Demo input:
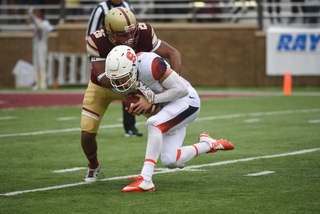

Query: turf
[0,88,320,213]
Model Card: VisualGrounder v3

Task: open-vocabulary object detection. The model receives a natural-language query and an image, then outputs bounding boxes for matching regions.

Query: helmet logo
[126,51,136,63]
[124,24,135,32]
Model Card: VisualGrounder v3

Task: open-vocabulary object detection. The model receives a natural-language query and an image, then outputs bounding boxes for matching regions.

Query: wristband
[97,73,106,82]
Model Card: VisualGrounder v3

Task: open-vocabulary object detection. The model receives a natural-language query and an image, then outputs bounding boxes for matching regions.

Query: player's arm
[154,41,182,75]
[91,60,112,88]
[86,35,112,88]
[131,67,187,115]
[28,7,41,29]
[154,67,187,103]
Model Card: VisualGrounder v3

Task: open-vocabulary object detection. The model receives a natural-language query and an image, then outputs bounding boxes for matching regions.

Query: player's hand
[128,94,152,115]
[135,81,155,103]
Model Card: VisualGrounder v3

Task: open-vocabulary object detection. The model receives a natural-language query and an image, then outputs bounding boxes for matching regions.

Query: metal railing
[47,52,90,86]
[0,0,319,31]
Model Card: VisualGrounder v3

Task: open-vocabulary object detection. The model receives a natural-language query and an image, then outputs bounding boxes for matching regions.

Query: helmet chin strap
[124,39,134,47]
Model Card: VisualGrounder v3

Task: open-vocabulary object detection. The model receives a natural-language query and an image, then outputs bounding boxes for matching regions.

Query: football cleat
[122,175,155,193]
[84,164,100,182]
[125,125,143,137]
[127,177,137,181]
[199,132,234,153]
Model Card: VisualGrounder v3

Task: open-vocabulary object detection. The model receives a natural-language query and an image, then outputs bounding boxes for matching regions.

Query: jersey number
[93,29,106,38]
[138,23,148,30]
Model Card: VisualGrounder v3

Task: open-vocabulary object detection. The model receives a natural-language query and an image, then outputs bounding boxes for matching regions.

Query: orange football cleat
[127,177,138,181]
[122,175,155,193]
[198,132,234,153]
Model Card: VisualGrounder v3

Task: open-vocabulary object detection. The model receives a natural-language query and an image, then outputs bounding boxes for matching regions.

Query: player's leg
[160,126,190,168]
[81,81,127,182]
[163,87,233,168]
[122,123,159,192]
[32,51,40,90]
[38,50,47,90]
[145,93,200,172]
[161,130,234,169]
[122,88,200,192]
[160,126,206,169]
[81,82,108,182]
[122,102,143,137]
[160,117,210,168]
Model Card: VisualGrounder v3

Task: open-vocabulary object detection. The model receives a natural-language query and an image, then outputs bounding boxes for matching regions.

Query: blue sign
[277,34,320,51]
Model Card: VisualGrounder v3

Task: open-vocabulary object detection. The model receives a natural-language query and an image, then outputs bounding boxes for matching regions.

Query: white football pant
[141,87,201,181]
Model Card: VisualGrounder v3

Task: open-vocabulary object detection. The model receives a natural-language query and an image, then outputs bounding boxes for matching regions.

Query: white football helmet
[105,45,138,92]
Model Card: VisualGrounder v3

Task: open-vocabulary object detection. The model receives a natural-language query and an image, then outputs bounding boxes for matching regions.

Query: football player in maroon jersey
[82,7,181,182]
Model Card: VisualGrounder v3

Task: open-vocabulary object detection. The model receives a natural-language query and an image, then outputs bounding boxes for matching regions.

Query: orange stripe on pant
[176,149,181,161]
[156,106,199,133]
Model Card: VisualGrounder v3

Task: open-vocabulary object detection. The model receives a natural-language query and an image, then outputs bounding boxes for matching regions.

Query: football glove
[135,81,155,103]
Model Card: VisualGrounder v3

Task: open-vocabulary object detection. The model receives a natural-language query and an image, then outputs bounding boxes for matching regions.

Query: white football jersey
[137,52,190,94]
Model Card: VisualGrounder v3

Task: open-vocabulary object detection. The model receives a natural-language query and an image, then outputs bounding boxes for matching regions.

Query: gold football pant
[81,81,129,133]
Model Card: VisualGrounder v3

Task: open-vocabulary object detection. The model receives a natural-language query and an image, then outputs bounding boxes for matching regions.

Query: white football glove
[135,81,155,103]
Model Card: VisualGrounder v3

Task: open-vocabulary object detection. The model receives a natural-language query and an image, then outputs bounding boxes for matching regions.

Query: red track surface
[0,92,86,109]
[0,91,256,110]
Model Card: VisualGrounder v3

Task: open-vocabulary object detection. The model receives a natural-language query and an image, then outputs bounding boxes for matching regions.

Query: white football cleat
[199,132,234,153]
[122,175,155,193]
[84,164,100,182]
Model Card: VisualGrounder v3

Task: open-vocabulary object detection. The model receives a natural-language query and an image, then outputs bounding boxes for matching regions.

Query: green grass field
[1,88,320,213]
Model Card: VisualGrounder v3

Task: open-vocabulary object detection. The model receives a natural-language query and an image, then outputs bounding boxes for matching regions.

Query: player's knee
[81,116,96,133]
[161,154,185,169]
[146,115,158,127]
[167,162,185,169]
[161,154,175,167]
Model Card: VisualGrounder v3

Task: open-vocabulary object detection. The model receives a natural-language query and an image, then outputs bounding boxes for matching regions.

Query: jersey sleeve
[86,27,111,59]
[135,23,159,53]
[151,57,167,80]
[150,26,160,51]
[86,36,100,58]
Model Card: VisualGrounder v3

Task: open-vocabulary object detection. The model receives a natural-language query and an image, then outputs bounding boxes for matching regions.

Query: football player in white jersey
[105,45,235,192]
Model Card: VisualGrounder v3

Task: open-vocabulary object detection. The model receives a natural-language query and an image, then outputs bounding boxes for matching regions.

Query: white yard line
[1,108,319,138]
[56,117,79,121]
[1,148,319,196]
[52,167,87,173]
[245,171,276,176]
[0,116,17,120]
[244,118,260,123]
[308,119,320,123]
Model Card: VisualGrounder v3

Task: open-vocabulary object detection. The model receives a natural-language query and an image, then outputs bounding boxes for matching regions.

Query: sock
[168,142,211,168]
[140,159,156,181]
[140,125,162,181]
[192,142,211,155]
[85,150,99,168]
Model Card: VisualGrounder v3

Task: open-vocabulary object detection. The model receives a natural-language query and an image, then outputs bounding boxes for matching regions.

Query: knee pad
[81,114,97,133]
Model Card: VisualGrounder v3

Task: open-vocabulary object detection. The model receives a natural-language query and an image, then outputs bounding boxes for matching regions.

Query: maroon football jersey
[86,22,159,86]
